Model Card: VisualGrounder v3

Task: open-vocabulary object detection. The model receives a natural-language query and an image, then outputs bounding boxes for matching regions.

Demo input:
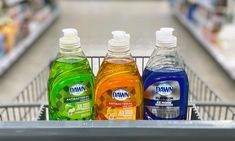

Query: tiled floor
[0,0,234,104]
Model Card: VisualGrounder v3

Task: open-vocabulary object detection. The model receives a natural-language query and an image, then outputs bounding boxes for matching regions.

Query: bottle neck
[147,45,184,70]
[59,45,84,57]
[107,50,131,58]
[155,45,177,53]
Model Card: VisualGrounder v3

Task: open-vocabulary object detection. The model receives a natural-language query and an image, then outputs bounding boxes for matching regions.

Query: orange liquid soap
[95,31,143,120]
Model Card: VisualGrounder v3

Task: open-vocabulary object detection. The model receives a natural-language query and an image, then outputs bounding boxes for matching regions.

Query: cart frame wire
[0,56,234,141]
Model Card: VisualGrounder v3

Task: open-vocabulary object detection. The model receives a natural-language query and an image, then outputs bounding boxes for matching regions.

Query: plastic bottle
[95,31,143,120]
[142,28,189,120]
[48,28,95,120]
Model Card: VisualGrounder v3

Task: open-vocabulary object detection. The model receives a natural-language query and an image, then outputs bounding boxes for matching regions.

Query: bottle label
[105,88,136,120]
[103,88,136,120]
[95,76,141,120]
[51,75,93,120]
[144,81,180,119]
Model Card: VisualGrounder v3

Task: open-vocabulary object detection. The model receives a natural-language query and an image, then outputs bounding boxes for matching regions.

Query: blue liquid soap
[143,68,188,120]
[143,28,189,120]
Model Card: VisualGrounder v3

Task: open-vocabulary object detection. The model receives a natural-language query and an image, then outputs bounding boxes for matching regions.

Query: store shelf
[0,121,234,141]
[173,10,235,80]
[196,0,215,12]
[0,9,59,75]
[4,0,24,7]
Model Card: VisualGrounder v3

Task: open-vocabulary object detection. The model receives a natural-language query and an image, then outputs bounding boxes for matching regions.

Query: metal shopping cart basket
[0,56,234,141]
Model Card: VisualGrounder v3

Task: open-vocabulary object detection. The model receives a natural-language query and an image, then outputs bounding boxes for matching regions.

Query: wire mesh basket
[0,56,234,121]
[36,104,200,121]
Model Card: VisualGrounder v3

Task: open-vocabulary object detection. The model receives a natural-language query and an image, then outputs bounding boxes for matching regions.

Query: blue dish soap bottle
[143,28,189,120]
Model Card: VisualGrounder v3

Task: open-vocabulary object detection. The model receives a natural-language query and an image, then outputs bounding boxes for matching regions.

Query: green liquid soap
[48,29,94,120]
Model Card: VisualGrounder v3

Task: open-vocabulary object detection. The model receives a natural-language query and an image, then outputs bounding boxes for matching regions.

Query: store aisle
[0,0,234,104]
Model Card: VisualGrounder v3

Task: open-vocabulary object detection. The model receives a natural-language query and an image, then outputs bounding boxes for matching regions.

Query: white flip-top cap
[108,31,130,52]
[156,27,177,47]
[59,28,81,49]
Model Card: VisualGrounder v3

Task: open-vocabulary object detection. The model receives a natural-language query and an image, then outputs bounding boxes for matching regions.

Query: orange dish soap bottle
[95,31,143,120]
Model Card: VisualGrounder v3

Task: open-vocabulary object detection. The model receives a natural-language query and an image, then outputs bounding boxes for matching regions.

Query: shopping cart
[0,56,234,141]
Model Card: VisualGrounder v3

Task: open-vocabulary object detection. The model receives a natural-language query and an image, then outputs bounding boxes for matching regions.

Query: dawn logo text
[112,89,130,101]
[69,84,86,96]
[156,83,173,96]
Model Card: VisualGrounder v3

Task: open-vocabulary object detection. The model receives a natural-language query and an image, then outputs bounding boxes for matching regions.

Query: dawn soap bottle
[95,31,143,120]
[143,28,189,120]
[48,28,95,120]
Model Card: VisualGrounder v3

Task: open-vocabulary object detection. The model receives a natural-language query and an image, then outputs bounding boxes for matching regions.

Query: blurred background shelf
[173,11,235,79]
[4,0,24,7]
[0,0,59,75]
[196,0,216,12]
[171,0,235,80]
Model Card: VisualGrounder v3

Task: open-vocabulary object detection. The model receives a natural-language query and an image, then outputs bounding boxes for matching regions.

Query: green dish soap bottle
[48,28,94,120]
